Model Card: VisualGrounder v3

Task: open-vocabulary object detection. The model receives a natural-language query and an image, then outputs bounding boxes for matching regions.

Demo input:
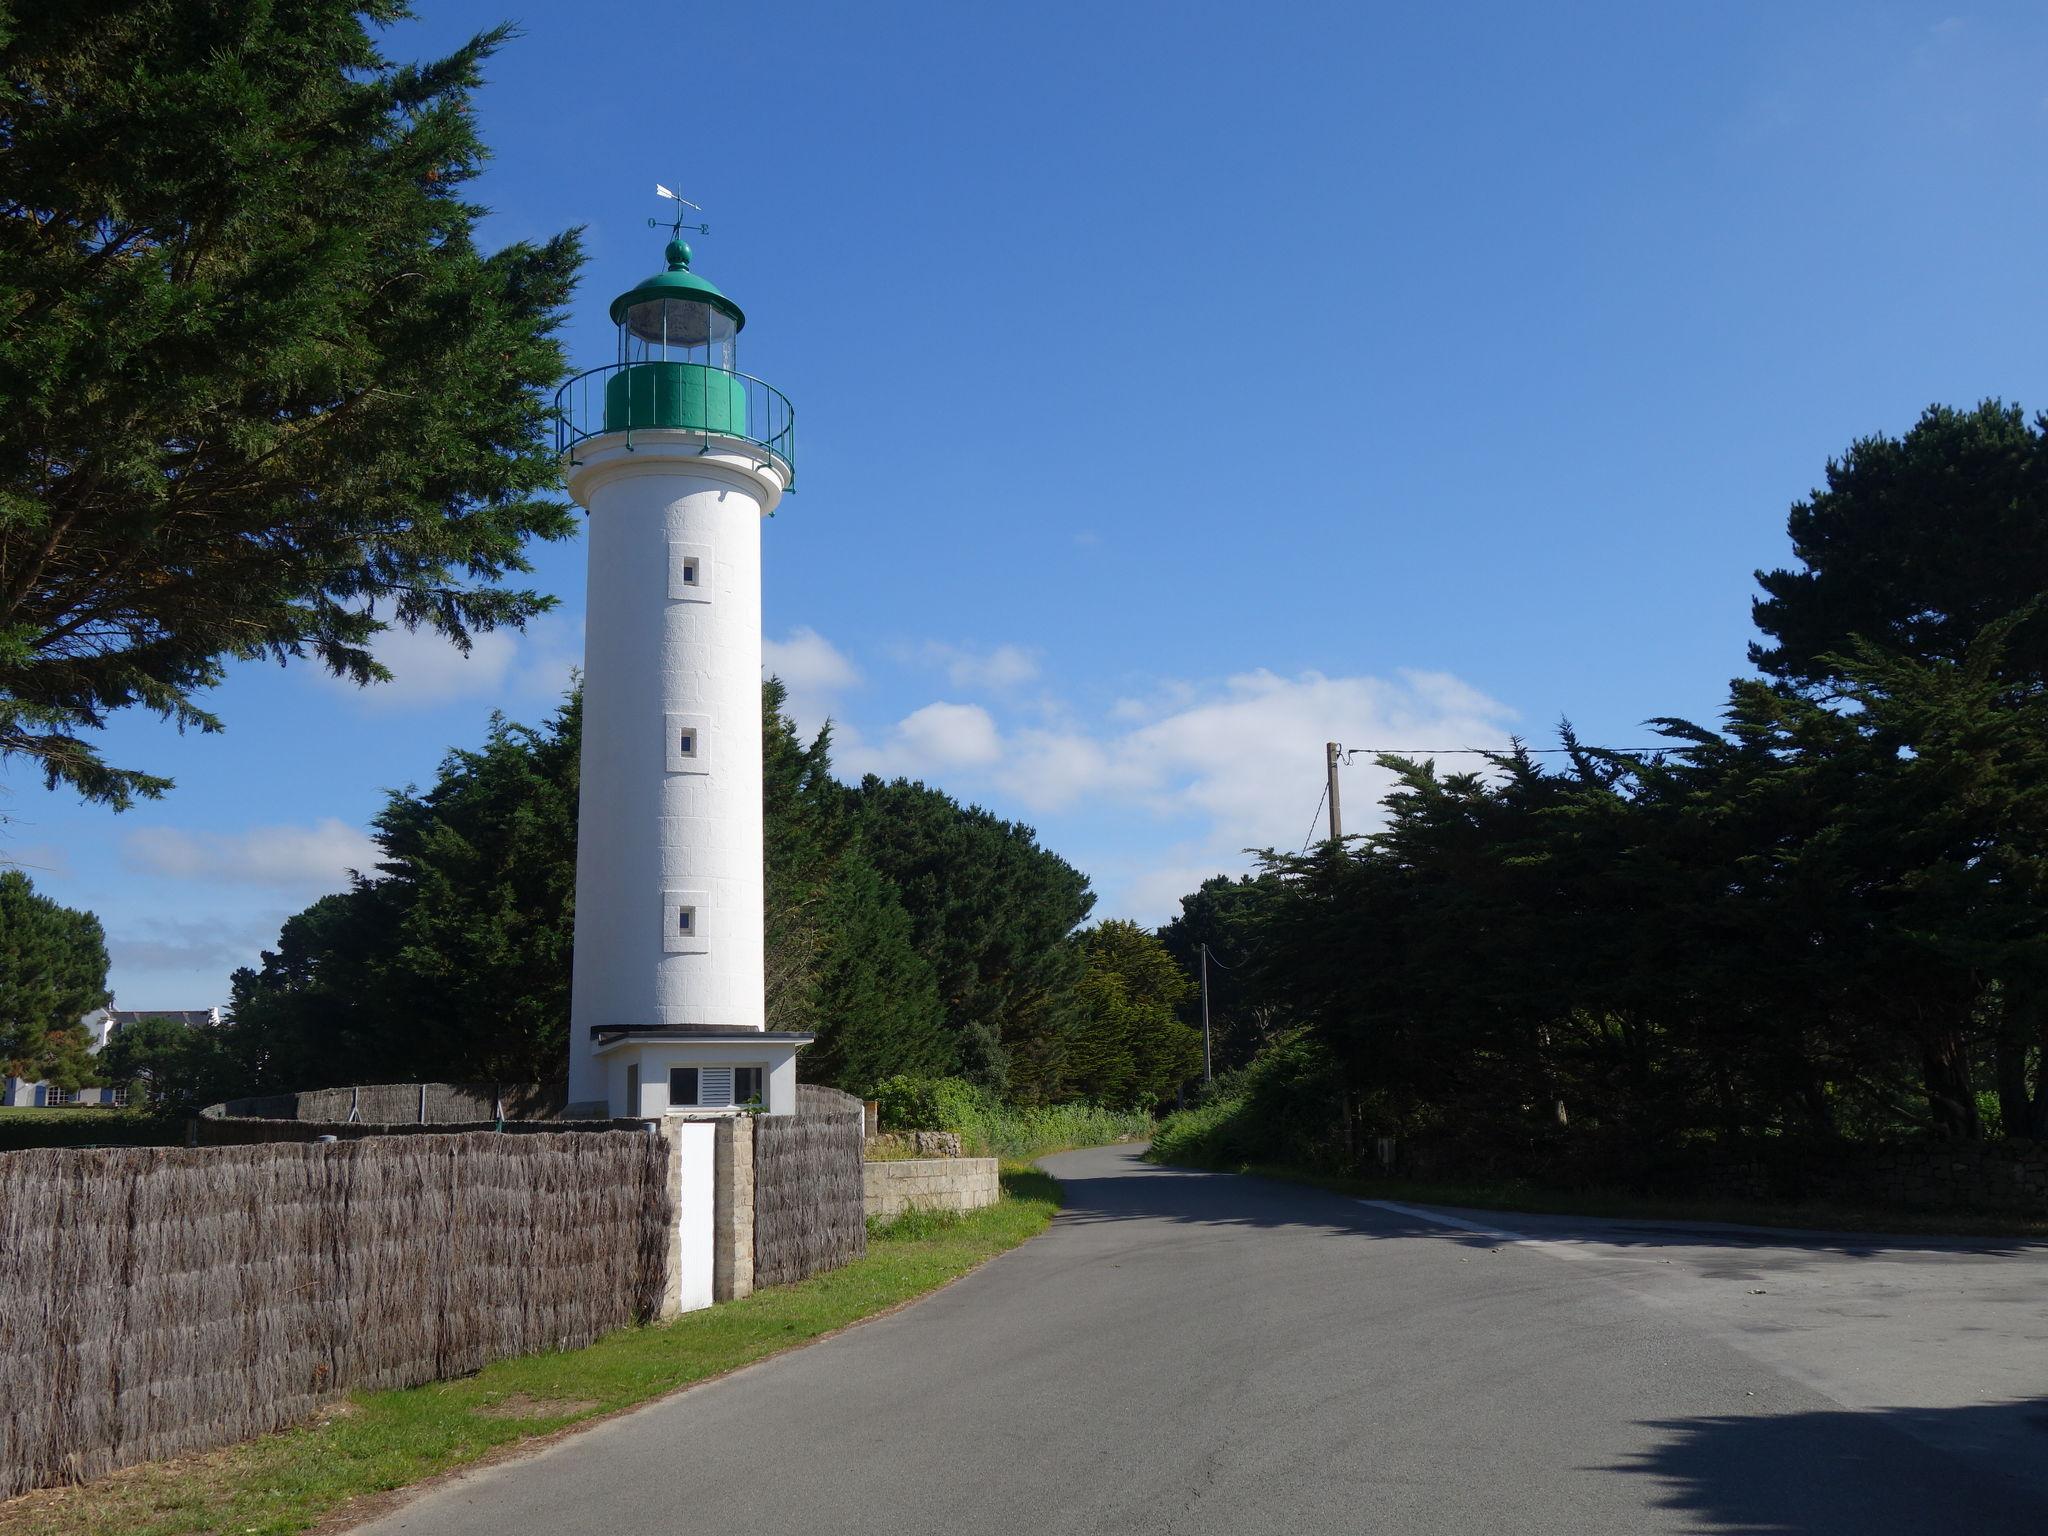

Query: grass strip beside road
[1157,1156,2048,1240]
[0,1166,1062,1536]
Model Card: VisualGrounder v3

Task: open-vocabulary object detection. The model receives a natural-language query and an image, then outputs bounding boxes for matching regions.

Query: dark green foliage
[1753,401,2048,690]
[848,776,1095,1098]
[0,868,109,1083]
[97,1013,242,1114]
[761,678,839,1033]
[802,850,951,1093]
[1161,404,2048,1175]
[0,2,583,806]
[1159,874,1293,1074]
[222,682,1092,1105]
[1061,920,1201,1109]
[872,1074,986,1134]
[227,695,582,1090]
[1148,1032,1349,1171]
[871,1072,1153,1159]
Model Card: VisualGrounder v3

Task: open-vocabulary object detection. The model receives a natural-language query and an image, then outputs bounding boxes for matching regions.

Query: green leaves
[0,2,584,804]
[0,868,109,1081]
[1178,398,2048,1157]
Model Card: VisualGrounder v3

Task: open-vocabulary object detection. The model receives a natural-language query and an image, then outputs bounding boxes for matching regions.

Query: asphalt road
[360,1144,2048,1535]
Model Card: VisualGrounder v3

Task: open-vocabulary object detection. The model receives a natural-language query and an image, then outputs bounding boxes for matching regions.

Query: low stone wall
[863,1156,1000,1220]
[866,1130,963,1160]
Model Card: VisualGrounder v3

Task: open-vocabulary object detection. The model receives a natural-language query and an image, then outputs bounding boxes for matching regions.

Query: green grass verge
[1156,1153,2048,1239]
[0,1166,1062,1536]
[955,1104,1153,1162]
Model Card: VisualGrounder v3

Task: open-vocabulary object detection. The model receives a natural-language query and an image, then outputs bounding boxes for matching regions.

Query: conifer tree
[0,2,583,805]
[0,869,109,1083]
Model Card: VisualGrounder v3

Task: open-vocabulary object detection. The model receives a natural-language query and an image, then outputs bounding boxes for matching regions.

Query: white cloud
[309,616,583,713]
[108,914,285,983]
[764,626,862,739]
[820,641,1518,922]
[121,818,378,892]
[909,642,1041,692]
[877,702,1004,772]
[509,614,583,704]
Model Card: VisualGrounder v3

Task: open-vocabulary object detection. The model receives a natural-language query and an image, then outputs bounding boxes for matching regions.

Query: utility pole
[1325,741,1344,843]
[1200,943,1213,1084]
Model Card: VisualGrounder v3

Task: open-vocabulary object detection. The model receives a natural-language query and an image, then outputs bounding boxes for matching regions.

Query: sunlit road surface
[360,1143,2048,1535]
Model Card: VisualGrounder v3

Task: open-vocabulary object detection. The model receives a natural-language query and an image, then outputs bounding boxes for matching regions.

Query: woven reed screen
[0,1131,668,1496]
[753,1085,867,1288]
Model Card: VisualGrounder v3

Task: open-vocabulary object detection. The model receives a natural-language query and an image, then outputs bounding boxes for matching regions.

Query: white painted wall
[564,434,787,1111]
[672,1120,716,1312]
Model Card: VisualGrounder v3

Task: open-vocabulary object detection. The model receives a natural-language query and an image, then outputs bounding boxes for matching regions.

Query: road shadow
[1044,1150,2048,1260]
[1606,1398,2048,1532]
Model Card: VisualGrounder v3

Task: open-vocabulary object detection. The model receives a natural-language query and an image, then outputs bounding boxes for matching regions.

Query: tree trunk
[1994,1019,2032,1139]
[1918,1032,1979,1140]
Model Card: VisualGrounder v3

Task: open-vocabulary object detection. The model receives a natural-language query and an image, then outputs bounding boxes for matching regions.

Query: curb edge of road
[318,1179,1066,1536]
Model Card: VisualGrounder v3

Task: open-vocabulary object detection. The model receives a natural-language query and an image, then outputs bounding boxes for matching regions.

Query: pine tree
[0,2,583,805]
[1064,921,1201,1109]
[0,869,109,1082]
[804,850,952,1092]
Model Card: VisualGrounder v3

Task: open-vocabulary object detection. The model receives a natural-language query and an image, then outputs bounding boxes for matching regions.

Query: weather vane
[651,183,711,240]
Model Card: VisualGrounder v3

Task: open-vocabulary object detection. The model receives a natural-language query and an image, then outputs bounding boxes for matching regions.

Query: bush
[1148,1032,1349,1171]
[872,1075,1153,1160]
[873,1075,986,1136]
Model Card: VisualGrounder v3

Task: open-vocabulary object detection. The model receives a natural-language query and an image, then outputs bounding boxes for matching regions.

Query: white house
[2,1007,221,1108]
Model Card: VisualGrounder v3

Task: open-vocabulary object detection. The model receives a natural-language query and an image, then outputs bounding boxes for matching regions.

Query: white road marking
[1358,1199,1599,1261]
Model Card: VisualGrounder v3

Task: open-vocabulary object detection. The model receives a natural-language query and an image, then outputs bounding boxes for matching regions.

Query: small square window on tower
[668,540,713,602]
[665,712,711,774]
[663,889,710,953]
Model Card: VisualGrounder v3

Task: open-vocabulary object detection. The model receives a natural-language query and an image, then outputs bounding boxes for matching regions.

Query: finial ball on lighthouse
[558,228,803,1122]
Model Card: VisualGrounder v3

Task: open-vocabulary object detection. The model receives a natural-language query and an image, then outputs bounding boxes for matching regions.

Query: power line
[1299,780,1329,853]
[1338,744,1672,764]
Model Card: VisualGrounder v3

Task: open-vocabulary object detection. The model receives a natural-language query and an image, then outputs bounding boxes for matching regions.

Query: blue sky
[9,1,2048,1009]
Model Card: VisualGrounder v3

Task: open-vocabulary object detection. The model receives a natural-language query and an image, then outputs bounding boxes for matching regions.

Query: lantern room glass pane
[619,298,736,371]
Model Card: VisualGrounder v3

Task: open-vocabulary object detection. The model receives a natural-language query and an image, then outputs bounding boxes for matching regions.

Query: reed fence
[0,1131,668,1497]
[753,1085,866,1287]
[202,1081,564,1125]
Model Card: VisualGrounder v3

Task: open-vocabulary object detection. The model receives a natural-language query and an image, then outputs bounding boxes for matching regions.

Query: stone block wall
[863,1156,1000,1221]
[866,1130,964,1160]
[713,1115,755,1302]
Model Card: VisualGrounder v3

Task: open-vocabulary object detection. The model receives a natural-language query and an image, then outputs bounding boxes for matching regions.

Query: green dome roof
[607,240,746,331]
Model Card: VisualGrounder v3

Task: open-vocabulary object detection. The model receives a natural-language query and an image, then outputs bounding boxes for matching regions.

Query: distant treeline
[1161,401,2048,1173]
[68,683,1197,1114]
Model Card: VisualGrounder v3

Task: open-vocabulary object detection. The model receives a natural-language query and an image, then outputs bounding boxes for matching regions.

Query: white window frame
[665,712,711,774]
[666,1064,764,1113]
[663,890,710,954]
[667,540,713,602]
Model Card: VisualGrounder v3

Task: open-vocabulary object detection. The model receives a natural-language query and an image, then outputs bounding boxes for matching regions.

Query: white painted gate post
[663,1121,717,1316]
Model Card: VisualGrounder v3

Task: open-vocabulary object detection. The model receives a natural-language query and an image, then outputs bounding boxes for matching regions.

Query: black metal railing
[554,363,796,489]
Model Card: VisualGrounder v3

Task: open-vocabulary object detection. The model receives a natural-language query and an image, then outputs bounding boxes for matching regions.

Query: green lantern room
[605,238,750,437]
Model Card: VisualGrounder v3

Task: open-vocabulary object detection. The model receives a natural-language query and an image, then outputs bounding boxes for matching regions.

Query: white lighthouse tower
[559,221,807,1120]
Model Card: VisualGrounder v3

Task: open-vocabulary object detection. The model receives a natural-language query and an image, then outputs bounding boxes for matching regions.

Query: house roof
[109,1009,218,1028]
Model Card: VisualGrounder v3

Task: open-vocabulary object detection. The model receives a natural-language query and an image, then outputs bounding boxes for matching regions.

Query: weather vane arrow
[652,183,710,238]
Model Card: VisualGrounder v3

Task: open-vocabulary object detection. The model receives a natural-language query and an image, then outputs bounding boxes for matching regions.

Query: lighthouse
[559,222,807,1120]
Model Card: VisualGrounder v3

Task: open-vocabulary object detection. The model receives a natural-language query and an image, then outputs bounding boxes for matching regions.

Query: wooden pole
[1326,741,1343,843]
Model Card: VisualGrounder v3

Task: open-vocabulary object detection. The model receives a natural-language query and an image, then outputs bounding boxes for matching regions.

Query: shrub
[1148,1032,1348,1171]
[872,1075,1152,1160]
[873,1075,986,1136]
